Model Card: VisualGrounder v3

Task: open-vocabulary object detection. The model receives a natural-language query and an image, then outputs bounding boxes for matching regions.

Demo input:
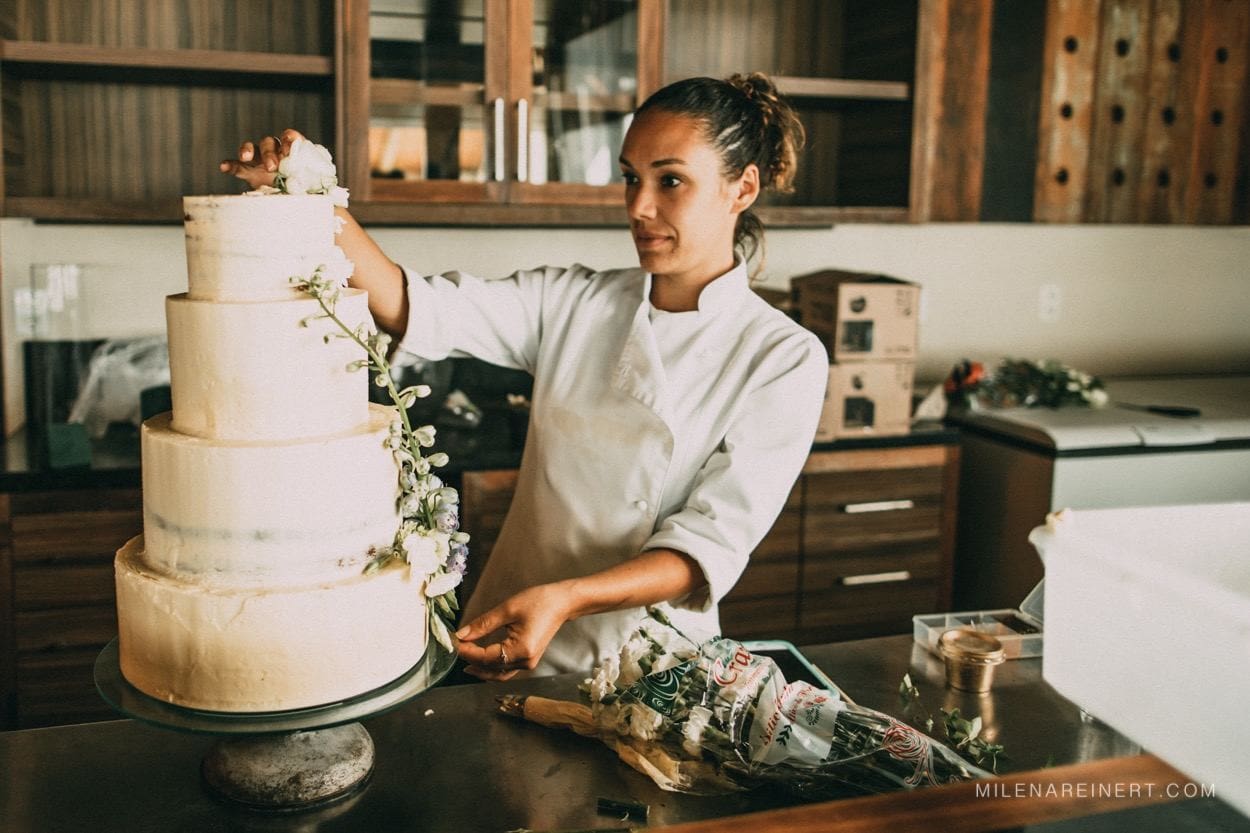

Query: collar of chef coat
[614,259,750,423]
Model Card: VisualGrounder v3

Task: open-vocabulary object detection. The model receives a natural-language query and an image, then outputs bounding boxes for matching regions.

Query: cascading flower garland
[265,135,465,651]
[292,265,468,652]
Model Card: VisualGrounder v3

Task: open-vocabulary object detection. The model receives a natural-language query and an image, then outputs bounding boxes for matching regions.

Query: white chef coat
[397,259,828,675]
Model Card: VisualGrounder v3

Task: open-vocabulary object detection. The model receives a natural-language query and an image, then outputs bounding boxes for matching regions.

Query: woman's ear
[732,163,761,214]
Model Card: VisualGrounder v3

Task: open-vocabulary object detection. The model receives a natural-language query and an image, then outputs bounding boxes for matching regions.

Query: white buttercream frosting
[166,289,371,441]
[116,536,426,712]
[140,404,400,580]
[182,194,353,301]
[117,191,425,714]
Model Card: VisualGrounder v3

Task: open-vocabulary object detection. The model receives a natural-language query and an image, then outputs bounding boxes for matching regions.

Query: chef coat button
[634,499,650,512]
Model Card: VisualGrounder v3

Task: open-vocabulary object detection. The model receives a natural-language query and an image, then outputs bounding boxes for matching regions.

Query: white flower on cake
[290,263,469,651]
[262,137,350,207]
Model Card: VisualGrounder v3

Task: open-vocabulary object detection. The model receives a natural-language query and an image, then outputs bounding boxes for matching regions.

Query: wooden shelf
[371,78,485,108]
[0,40,332,76]
[535,89,636,113]
[774,75,910,101]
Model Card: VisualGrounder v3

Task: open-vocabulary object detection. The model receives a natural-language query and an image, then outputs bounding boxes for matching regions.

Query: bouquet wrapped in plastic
[499,611,990,800]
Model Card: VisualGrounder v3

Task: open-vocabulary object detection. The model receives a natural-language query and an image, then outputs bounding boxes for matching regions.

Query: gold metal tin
[938,627,1006,693]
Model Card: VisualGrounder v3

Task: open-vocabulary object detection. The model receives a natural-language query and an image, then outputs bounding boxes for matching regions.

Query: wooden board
[1034,0,1104,222]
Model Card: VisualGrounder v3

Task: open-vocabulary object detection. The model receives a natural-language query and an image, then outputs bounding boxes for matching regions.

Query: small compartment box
[1029,504,1250,817]
[815,360,914,441]
[791,270,920,362]
[912,581,1044,660]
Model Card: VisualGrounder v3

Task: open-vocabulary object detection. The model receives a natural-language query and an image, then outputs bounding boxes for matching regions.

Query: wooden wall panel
[1034,0,1104,222]
[14,0,331,55]
[1086,0,1150,222]
[911,0,993,221]
[1136,0,1188,223]
[1182,0,1250,224]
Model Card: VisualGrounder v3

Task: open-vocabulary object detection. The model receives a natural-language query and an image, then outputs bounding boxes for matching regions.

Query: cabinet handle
[493,97,505,182]
[839,570,912,586]
[516,98,529,182]
[841,499,915,514]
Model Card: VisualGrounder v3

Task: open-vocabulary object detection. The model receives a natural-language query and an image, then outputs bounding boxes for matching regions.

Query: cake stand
[94,637,456,812]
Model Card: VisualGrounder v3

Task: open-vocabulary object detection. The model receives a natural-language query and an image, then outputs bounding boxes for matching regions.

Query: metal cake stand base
[95,638,456,812]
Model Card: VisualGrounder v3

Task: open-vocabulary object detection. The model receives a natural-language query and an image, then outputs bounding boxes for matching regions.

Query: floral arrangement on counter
[945,358,1108,410]
[276,137,465,650]
[498,610,990,801]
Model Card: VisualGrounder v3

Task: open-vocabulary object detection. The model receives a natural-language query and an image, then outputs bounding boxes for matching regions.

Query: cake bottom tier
[115,535,428,713]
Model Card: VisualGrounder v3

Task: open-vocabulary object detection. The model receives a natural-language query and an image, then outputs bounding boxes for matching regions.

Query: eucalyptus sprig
[898,673,1005,773]
[292,265,468,650]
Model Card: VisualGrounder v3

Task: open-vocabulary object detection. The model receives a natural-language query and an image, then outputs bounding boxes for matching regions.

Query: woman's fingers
[218,129,306,187]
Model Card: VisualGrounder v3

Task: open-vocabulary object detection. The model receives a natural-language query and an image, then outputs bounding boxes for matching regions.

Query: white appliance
[950,375,1250,610]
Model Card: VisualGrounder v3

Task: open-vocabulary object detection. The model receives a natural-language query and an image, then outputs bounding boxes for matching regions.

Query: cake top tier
[183,193,352,301]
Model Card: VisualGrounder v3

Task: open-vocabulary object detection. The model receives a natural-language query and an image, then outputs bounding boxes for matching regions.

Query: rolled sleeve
[644,333,829,611]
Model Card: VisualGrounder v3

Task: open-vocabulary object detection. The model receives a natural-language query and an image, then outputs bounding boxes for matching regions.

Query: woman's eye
[661,175,681,188]
[621,172,639,185]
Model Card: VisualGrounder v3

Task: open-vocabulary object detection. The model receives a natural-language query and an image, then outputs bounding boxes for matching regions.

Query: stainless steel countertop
[0,635,1235,832]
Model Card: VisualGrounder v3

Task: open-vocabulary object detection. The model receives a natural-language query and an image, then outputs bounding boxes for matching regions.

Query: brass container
[938,628,1006,693]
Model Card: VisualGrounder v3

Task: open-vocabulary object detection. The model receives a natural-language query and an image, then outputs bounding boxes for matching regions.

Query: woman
[222,74,828,681]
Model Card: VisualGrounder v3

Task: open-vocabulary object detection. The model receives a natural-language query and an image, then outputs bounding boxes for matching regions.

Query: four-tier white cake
[114,193,427,713]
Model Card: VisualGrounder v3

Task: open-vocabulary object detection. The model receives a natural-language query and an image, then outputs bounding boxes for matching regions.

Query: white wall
[4,217,1250,433]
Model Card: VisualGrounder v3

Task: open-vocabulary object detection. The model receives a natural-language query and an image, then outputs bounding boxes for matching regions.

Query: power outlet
[1038,283,1063,323]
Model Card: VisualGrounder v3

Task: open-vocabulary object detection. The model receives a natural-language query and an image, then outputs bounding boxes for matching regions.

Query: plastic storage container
[913,580,1044,659]
[1029,503,1250,816]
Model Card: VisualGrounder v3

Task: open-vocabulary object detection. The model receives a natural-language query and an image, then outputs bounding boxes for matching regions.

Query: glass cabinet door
[508,0,662,205]
[364,0,505,201]
[664,0,918,218]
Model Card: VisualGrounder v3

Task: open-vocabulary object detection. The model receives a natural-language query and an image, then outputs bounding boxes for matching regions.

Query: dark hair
[635,73,805,273]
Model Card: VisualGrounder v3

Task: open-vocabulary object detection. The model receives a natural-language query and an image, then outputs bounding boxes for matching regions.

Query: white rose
[278,138,339,196]
[424,570,462,597]
[588,654,620,702]
[625,702,663,742]
[402,532,440,575]
[1088,388,1109,408]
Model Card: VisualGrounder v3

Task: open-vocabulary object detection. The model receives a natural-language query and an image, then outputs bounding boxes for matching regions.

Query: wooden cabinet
[456,441,959,647]
[342,0,665,224]
[664,0,923,222]
[791,444,958,644]
[2,1,1241,224]
[0,0,336,221]
[0,487,141,729]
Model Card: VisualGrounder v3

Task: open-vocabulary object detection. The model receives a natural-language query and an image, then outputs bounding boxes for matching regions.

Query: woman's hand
[454,582,577,681]
[218,128,306,189]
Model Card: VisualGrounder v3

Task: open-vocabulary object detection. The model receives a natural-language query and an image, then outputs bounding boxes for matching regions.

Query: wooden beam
[1034,0,1104,222]
[911,0,994,221]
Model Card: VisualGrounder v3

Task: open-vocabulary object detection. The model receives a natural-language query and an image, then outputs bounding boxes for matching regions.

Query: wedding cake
[114,192,429,713]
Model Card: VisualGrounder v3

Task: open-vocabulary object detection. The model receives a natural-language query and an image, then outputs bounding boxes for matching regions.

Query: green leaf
[430,613,454,651]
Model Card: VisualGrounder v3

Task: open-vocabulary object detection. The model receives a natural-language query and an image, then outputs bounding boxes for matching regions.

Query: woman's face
[619,109,758,288]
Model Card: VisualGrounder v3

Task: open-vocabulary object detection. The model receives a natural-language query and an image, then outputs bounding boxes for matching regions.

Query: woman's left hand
[455,582,575,681]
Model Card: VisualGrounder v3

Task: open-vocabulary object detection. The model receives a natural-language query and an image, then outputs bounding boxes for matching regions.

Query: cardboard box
[815,361,914,441]
[791,270,920,361]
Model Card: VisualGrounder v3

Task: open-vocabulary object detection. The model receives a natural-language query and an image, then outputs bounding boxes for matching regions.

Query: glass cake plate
[94,637,457,735]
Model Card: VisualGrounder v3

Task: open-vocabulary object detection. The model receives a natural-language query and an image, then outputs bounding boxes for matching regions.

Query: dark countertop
[1,415,958,493]
[1,634,1244,832]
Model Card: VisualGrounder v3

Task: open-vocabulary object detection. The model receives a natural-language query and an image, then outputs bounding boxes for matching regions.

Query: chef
[222,73,828,680]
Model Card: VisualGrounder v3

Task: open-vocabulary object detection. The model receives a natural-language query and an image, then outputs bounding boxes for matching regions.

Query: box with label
[791,270,920,361]
[815,361,914,441]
